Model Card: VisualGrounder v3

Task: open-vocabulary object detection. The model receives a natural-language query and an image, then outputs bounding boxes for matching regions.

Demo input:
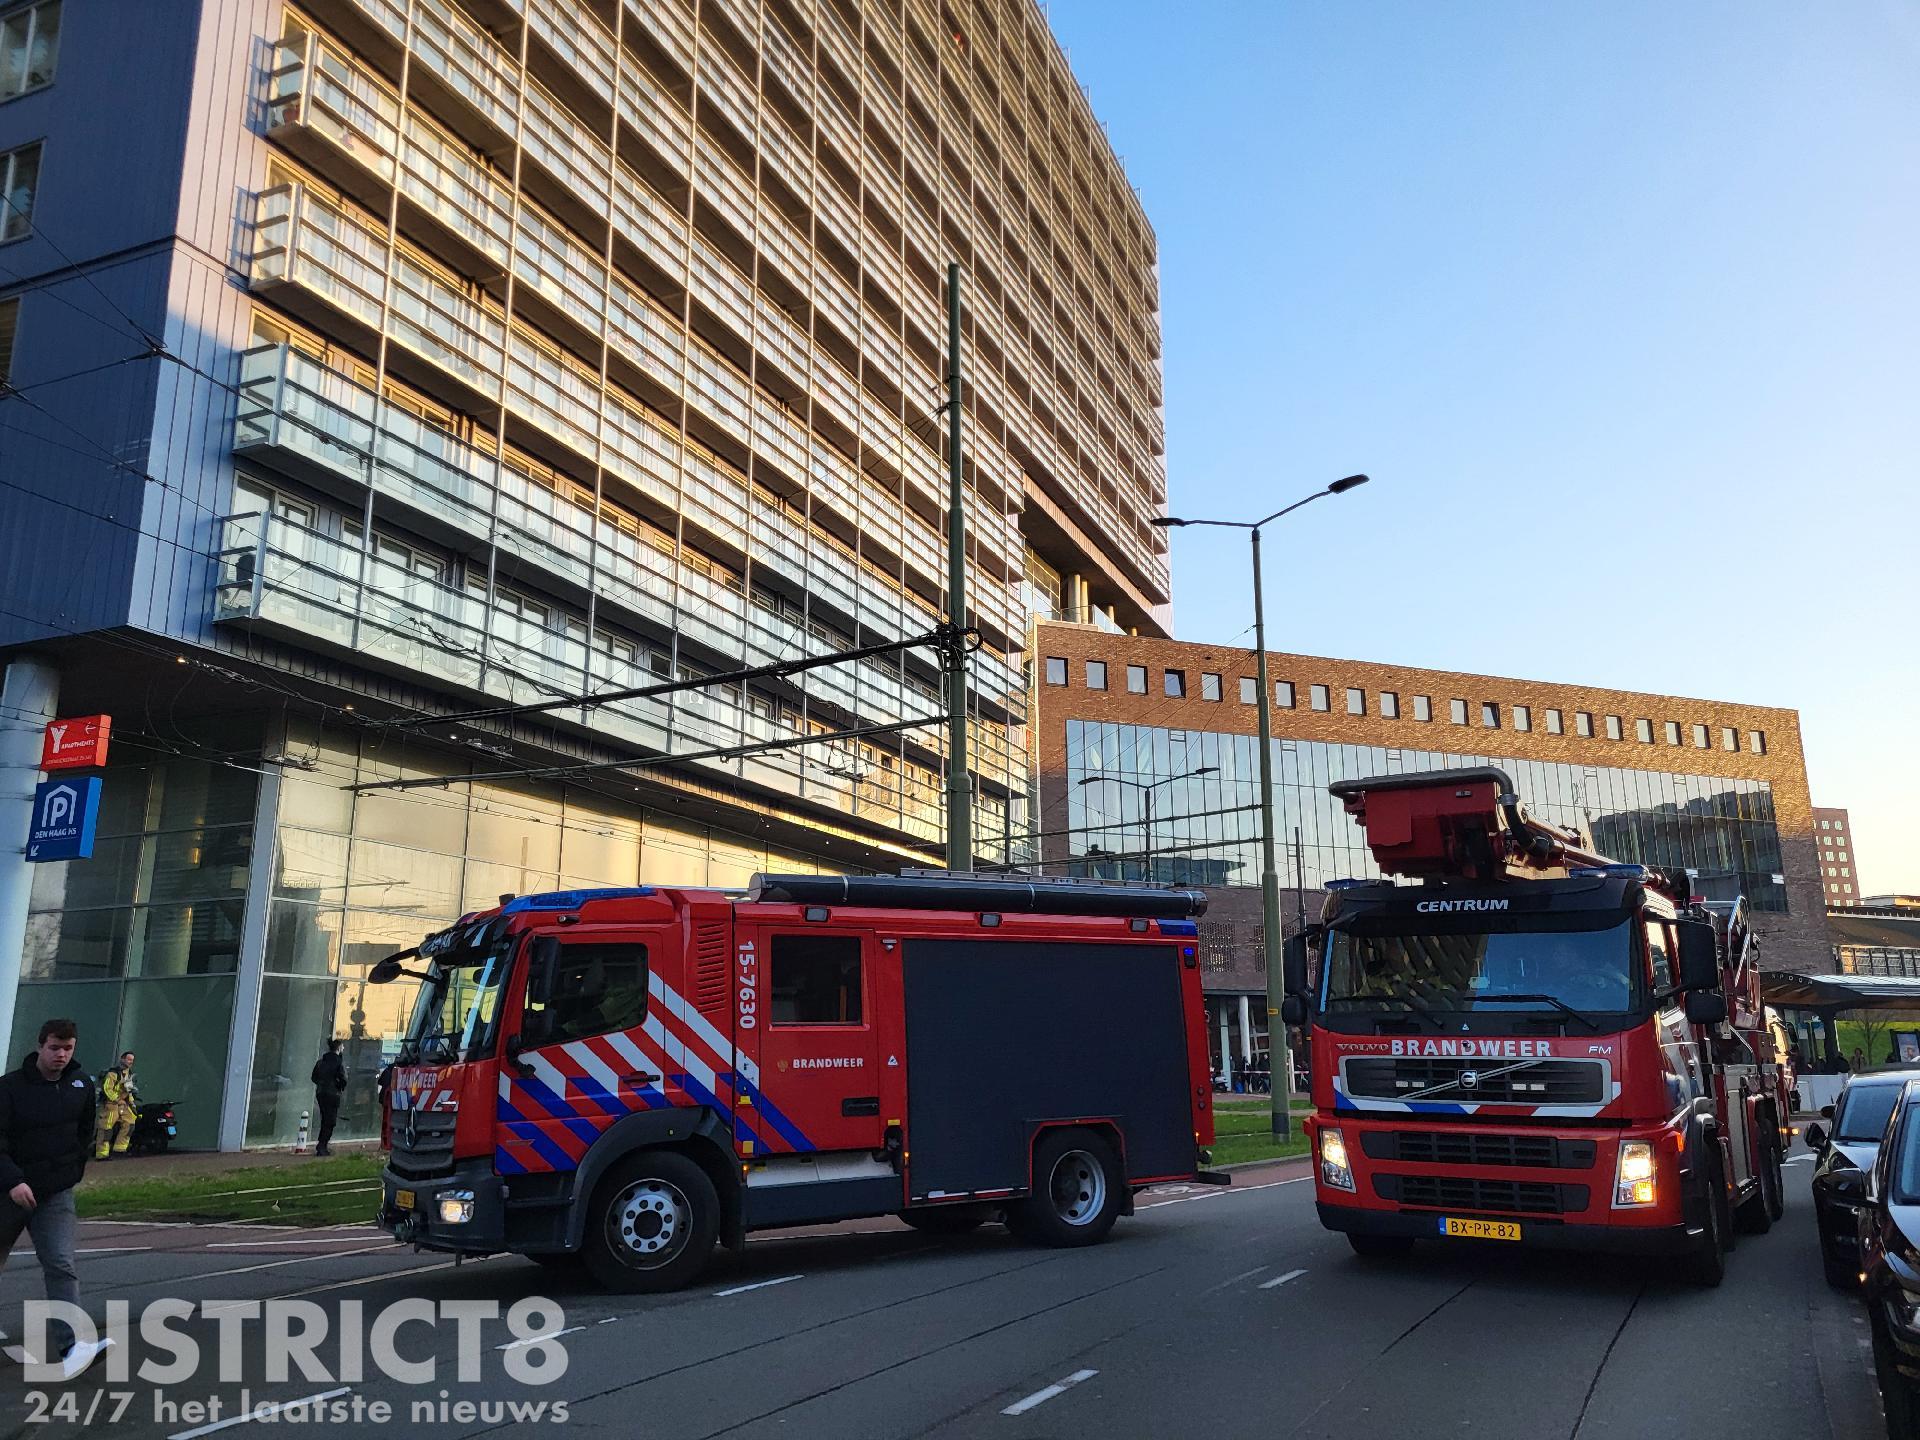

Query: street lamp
[1078,766,1218,882]
[1153,474,1370,1139]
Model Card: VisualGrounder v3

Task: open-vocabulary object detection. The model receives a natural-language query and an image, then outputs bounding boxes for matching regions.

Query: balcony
[398,111,514,273]
[522,78,612,219]
[625,0,695,77]
[267,29,399,195]
[610,162,688,276]
[694,46,757,145]
[687,236,755,348]
[407,0,520,148]
[526,0,617,111]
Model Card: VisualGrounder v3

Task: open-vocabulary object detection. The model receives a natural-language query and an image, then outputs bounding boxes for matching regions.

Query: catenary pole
[945,262,971,871]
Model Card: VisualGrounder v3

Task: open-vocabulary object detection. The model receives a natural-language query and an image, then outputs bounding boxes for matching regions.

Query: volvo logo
[1458,1070,1480,1091]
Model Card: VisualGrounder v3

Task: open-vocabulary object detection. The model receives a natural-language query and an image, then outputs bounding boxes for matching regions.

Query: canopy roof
[1763,972,1920,1010]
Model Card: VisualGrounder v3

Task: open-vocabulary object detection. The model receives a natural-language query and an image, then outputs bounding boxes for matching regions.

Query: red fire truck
[1282,767,1791,1284]
[371,873,1222,1291]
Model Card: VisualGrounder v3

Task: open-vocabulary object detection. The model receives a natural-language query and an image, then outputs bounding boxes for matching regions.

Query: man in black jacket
[311,1038,347,1157]
[0,1018,99,1373]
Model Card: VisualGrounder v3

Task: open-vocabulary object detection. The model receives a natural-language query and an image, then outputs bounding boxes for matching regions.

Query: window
[1200,672,1222,702]
[1545,708,1564,734]
[1842,868,1850,879]
[1721,727,1737,751]
[0,295,14,388]
[523,943,649,1049]
[1239,677,1256,705]
[1692,724,1709,749]
[1085,659,1107,691]
[1838,850,1848,862]
[1827,867,1836,878]
[1662,721,1681,746]
[1480,702,1500,729]
[1310,684,1330,712]
[1345,687,1365,716]
[1411,695,1432,722]
[1,141,41,242]
[1380,691,1399,719]
[1275,680,1295,708]
[1646,920,1673,993]
[1748,730,1766,755]
[1819,819,1830,830]
[1513,705,1530,733]
[1164,668,1185,698]
[1449,698,1468,725]
[1126,664,1147,694]
[0,3,59,102]
[1844,884,1853,895]
[1605,715,1623,741]
[771,934,863,1024]
[1576,711,1594,737]
[1044,656,1067,686]
[1634,718,1653,743]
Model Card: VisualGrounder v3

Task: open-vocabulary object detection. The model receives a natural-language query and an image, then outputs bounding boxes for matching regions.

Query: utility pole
[944,262,971,872]
[1251,528,1291,1141]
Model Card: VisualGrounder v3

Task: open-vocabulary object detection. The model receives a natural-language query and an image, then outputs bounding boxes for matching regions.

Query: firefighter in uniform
[94,1051,138,1160]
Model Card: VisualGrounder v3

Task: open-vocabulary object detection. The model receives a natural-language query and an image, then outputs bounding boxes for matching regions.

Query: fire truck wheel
[899,1204,991,1235]
[1345,1233,1415,1260]
[1737,1133,1783,1235]
[1684,1150,1730,1287]
[1008,1130,1123,1247]
[583,1151,719,1293]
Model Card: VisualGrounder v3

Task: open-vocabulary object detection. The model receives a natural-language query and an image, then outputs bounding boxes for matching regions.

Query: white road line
[1201,1265,1268,1295]
[1001,1369,1098,1416]
[75,1246,153,1254]
[167,1388,351,1439]
[202,1254,500,1314]
[714,1273,803,1297]
[496,1326,586,1350]
[1139,1176,1310,1209]
[157,1244,396,1289]
[1259,1268,1308,1290]
[596,1317,619,1325]
[205,1236,393,1248]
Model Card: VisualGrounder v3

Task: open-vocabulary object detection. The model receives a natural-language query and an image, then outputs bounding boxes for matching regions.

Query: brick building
[1027,621,1828,1081]
[1813,807,1861,906]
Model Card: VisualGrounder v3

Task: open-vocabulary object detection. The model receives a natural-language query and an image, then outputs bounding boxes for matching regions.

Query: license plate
[1439,1216,1520,1241]
[394,1189,416,1211]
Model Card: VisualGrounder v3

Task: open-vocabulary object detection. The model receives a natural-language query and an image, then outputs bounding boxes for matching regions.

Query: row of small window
[1826,867,1852,880]
[1042,657,1770,756]
[1822,849,1850,864]
[1819,819,1848,831]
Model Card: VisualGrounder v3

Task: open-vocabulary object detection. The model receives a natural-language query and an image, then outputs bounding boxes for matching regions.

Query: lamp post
[1153,474,1370,1139]
[1077,766,1218,882]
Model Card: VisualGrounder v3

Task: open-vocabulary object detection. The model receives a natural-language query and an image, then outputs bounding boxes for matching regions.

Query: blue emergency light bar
[500,887,655,914]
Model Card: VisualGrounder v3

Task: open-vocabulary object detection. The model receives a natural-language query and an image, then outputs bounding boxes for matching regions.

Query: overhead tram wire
[0,188,167,354]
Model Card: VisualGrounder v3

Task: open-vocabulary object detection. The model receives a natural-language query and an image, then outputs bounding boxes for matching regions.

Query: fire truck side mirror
[527,935,562,1007]
[1282,932,1313,998]
[1674,921,1720,992]
[1683,989,1728,1026]
[1280,994,1307,1027]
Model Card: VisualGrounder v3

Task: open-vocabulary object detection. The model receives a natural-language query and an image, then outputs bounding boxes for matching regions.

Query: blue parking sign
[27,776,103,862]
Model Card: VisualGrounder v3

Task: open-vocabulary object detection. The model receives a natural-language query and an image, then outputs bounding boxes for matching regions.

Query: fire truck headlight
[1319,1128,1355,1192]
[1614,1141,1657,1207]
[438,1190,476,1225]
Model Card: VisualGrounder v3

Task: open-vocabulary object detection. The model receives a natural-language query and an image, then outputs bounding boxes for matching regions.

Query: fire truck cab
[374,873,1220,1291]
[1284,767,1789,1285]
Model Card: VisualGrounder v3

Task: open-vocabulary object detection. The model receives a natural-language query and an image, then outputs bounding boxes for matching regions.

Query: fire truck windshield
[400,942,514,1065]
[1321,918,1640,1023]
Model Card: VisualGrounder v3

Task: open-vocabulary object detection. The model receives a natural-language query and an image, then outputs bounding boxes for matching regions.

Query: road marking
[176,1244,398,1289]
[1139,1176,1310,1209]
[714,1273,803,1297]
[167,1388,350,1439]
[496,1326,585,1351]
[75,1246,153,1254]
[1204,1265,1269,1294]
[1002,1368,1098,1416]
[203,1254,501,1314]
[1260,1268,1308,1289]
[205,1236,394,1248]
[597,1317,619,1325]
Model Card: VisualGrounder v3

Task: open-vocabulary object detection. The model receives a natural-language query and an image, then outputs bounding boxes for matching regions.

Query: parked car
[1854,1076,1920,1436]
[1809,1070,1908,1287]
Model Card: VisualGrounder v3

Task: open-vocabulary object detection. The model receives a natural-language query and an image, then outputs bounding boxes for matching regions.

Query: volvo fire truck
[1283,768,1790,1284]
[372,873,1222,1291]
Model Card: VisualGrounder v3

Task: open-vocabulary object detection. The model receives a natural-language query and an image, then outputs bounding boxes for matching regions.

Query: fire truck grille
[1375,1174,1588,1215]
[388,1108,458,1179]
[1341,1057,1606,1105]
[1360,1131,1598,1169]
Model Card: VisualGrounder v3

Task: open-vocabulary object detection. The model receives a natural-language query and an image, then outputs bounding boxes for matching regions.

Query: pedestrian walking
[93,1050,137,1160]
[311,1038,347,1157]
[0,1019,110,1378]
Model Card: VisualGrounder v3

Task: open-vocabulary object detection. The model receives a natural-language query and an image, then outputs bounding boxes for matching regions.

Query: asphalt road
[0,1154,1879,1440]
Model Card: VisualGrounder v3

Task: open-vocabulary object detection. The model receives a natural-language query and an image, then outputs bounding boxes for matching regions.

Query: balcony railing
[624,0,695,77]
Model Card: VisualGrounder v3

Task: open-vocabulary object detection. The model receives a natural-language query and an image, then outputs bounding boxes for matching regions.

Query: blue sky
[1045,0,1920,895]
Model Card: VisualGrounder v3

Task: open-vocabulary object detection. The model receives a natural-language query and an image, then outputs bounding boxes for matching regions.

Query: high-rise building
[1812,806,1859,906]
[0,0,1167,1148]
[1026,622,1827,1083]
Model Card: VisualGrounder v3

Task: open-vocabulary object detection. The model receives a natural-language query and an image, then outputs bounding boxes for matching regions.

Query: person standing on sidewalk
[93,1050,137,1160]
[310,1038,347,1157]
[0,1018,109,1377]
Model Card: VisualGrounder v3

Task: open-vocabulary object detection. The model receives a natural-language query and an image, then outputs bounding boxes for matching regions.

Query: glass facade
[245,719,841,1147]
[1063,720,1789,912]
